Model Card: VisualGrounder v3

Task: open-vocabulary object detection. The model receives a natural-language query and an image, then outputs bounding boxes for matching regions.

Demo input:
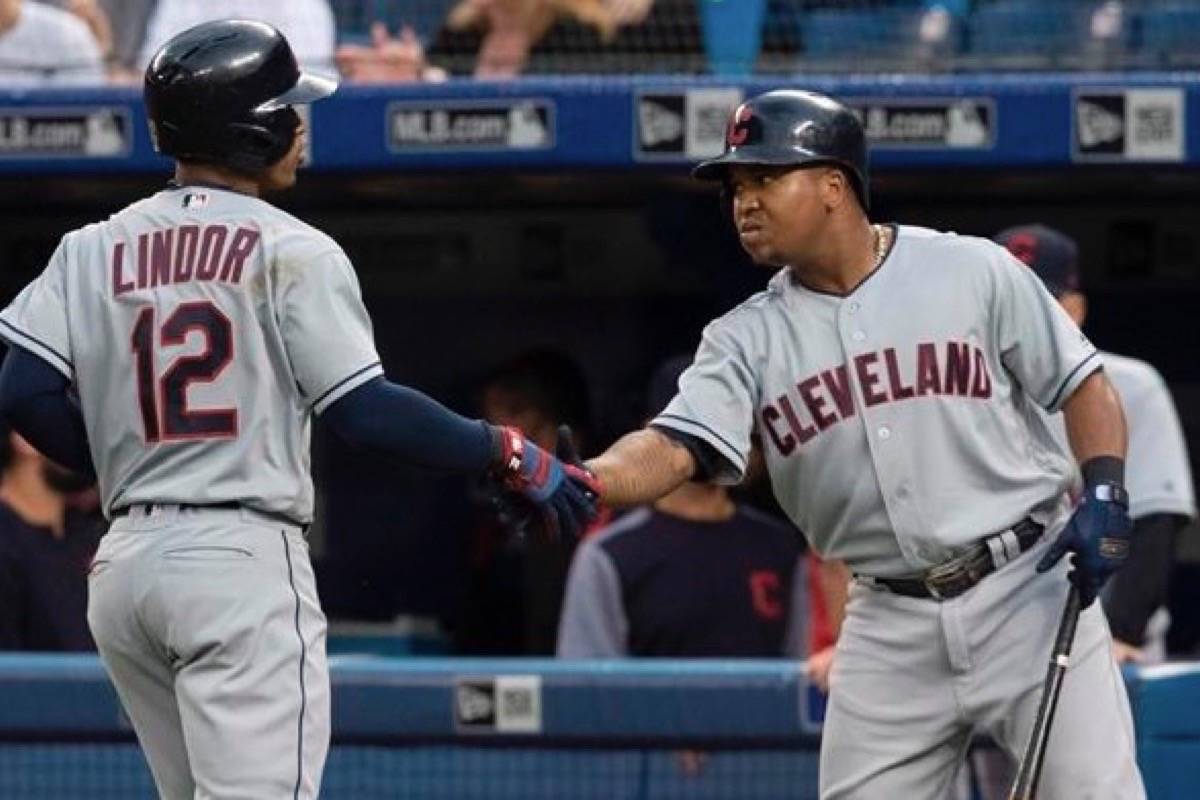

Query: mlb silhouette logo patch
[182,192,209,209]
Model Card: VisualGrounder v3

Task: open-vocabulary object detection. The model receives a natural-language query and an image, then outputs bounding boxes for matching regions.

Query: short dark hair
[482,349,592,431]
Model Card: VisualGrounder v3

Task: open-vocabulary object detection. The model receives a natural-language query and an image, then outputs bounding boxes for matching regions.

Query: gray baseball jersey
[0,185,382,523]
[1043,351,1195,520]
[653,224,1097,577]
[653,223,1144,798]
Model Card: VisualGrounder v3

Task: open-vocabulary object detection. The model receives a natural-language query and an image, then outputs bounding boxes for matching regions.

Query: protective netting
[0,742,821,799]
[330,0,1200,77]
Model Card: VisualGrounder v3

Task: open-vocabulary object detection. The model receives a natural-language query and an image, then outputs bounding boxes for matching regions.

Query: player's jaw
[260,125,308,193]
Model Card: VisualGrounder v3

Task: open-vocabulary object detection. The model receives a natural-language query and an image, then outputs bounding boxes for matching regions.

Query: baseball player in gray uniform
[0,20,597,799]
[997,224,1196,664]
[575,90,1143,798]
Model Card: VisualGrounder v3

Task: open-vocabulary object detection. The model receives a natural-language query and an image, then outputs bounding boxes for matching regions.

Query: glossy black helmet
[693,90,869,208]
[144,19,337,172]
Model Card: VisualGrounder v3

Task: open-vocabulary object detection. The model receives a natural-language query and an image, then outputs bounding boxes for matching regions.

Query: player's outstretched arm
[0,346,94,477]
[585,427,697,507]
[322,377,599,538]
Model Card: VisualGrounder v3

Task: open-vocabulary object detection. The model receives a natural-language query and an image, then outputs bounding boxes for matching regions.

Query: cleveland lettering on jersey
[760,339,992,456]
[111,224,260,297]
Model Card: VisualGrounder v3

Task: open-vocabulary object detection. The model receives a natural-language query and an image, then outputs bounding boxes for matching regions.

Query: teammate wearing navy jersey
[0,20,596,799]
[0,421,102,651]
[558,356,806,658]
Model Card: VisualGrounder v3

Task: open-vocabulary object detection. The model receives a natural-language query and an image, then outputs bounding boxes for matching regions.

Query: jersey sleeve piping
[0,319,72,379]
[652,412,748,476]
[311,361,384,415]
[1047,350,1100,411]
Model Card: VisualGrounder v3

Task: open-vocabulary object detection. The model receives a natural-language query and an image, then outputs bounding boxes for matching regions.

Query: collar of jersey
[166,179,251,196]
[784,222,899,299]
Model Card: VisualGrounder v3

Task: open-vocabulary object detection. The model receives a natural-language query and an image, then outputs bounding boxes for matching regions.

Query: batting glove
[1036,479,1131,608]
[492,425,600,541]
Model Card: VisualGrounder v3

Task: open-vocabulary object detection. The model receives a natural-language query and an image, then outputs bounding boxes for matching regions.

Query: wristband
[1080,455,1124,488]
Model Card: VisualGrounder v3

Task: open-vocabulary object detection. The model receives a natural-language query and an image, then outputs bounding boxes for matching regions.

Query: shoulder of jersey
[108,190,341,254]
[253,201,342,255]
[895,224,1006,261]
[897,225,1021,287]
[709,270,791,325]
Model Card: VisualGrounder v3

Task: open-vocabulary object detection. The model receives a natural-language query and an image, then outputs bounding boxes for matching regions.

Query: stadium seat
[699,0,768,75]
[1137,4,1200,65]
[799,8,948,69]
[967,0,1092,66]
[331,0,454,44]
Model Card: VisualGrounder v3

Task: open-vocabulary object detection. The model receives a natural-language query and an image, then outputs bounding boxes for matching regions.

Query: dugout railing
[0,654,1197,799]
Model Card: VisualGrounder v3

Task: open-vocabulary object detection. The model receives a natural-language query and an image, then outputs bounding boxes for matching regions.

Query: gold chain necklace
[871,224,889,269]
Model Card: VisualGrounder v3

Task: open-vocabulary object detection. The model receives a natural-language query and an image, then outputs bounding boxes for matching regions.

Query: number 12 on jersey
[131,300,238,443]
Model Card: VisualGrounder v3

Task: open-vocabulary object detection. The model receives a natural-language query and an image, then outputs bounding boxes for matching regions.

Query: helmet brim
[692,149,825,181]
[261,70,338,110]
[691,151,870,209]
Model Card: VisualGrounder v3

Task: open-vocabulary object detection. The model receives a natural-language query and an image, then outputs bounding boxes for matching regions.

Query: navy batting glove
[492,425,599,541]
[1036,481,1132,608]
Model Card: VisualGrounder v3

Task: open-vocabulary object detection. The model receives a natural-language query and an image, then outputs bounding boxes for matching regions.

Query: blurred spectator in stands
[996,224,1196,665]
[446,0,646,77]
[914,0,966,64]
[456,348,598,654]
[93,0,155,81]
[0,0,105,84]
[45,0,113,62]
[138,0,337,73]
[600,0,653,27]
[557,355,808,658]
[0,421,104,651]
[335,22,448,83]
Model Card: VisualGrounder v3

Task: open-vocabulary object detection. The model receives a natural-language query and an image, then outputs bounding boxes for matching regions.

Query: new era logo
[453,676,542,734]
[638,99,684,148]
[454,681,495,728]
[1076,100,1124,149]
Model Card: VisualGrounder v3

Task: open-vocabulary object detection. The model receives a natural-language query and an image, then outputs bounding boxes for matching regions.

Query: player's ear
[819,167,847,211]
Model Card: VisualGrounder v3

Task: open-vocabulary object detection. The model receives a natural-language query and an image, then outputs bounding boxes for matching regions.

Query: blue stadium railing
[0,654,1197,799]
[2,72,1199,177]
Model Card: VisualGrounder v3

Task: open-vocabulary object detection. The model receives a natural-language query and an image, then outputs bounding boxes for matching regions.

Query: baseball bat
[1007,583,1083,800]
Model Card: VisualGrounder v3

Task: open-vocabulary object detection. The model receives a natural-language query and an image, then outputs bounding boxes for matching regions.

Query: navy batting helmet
[693,90,869,208]
[144,19,337,173]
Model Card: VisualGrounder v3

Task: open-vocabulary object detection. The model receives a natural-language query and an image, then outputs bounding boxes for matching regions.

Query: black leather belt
[863,517,1044,600]
[111,502,304,529]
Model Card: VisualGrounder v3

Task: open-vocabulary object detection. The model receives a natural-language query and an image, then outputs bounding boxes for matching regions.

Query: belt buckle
[924,570,975,599]
[923,551,980,600]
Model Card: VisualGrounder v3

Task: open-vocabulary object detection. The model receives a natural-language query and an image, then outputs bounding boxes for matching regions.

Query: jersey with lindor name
[0,185,383,523]
[653,225,1097,577]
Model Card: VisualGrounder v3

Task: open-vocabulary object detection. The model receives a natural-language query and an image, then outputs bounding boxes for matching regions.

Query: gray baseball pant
[820,529,1144,799]
[88,505,330,799]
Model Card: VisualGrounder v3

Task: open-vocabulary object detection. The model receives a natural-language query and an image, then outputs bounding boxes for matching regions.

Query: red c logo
[727,105,753,147]
[749,570,783,620]
[1005,232,1038,267]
